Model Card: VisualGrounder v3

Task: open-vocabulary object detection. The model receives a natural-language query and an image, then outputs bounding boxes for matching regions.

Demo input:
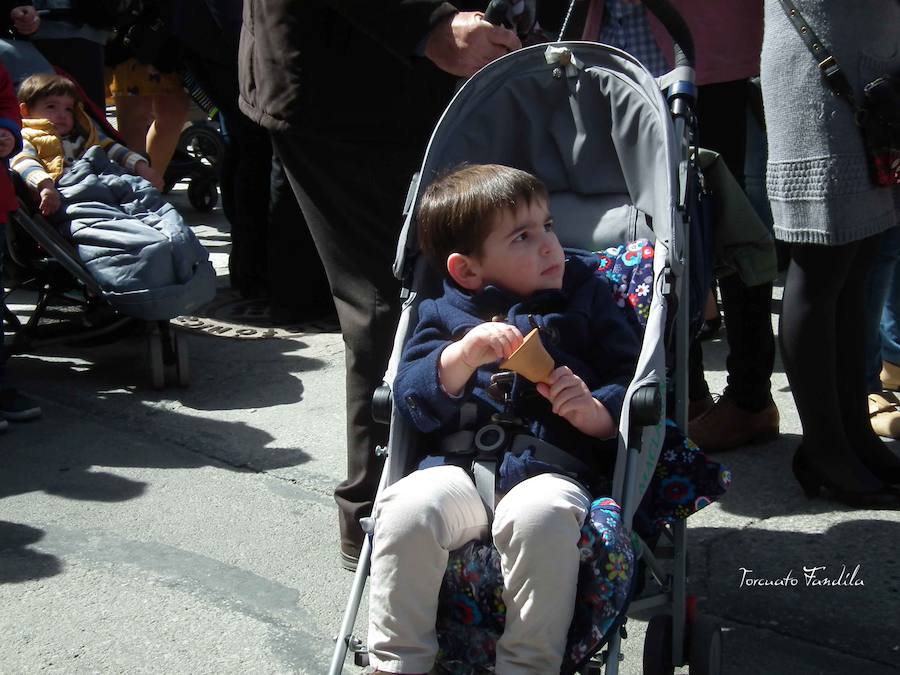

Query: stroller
[331,1,723,673]
[2,79,216,390]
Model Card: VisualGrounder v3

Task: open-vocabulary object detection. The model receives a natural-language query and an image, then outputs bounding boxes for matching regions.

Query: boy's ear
[18,102,29,118]
[447,252,483,291]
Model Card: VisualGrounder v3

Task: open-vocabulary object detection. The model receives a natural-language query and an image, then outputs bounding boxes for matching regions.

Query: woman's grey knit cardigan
[761,0,899,245]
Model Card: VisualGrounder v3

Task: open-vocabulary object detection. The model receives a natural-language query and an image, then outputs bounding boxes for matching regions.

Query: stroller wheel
[174,330,190,387]
[148,331,165,390]
[181,123,225,171]
[643,614,675,675]
[688,614,722,675]
[188,178,219,212]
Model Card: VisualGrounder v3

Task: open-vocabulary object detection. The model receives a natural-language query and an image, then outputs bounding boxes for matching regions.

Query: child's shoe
[869,392,900,440]
[881,361,900,392]
[0,388,43,421]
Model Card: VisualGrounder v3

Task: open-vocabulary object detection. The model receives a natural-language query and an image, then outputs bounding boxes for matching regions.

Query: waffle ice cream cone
[500,328,555,383]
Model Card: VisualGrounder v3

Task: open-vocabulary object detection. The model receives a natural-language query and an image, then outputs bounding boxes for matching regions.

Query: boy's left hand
[135,161,164,191]
[0,128,16,158]
[536,366,616,439]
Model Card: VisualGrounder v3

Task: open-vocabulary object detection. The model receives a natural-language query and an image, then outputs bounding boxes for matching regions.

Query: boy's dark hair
[17,74,80,110]
[417,163,549,275]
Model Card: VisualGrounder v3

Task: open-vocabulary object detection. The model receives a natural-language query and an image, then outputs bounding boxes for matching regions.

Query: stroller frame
[330,2,721,672]
[2,183,191,390]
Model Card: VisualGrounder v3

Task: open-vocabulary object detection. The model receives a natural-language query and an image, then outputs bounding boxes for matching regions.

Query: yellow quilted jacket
[19,105,101,182]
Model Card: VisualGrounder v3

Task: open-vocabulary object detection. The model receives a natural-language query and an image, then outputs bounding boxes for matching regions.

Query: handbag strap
[778,0,860,111]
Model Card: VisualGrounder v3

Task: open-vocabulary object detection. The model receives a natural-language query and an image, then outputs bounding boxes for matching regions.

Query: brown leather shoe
[688,394,780,452]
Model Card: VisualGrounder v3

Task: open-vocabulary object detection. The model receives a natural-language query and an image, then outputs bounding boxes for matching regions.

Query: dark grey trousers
[271,132,421,555]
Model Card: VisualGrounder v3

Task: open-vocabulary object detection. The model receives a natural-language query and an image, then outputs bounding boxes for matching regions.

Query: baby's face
[28,94,76,136]
[474,198,565,296]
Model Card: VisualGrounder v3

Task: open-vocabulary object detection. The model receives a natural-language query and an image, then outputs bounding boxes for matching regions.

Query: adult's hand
[424,11,521,78]
[10,5,40,36]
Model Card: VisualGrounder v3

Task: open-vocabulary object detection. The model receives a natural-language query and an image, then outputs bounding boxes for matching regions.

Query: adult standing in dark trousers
[762,0,899,502]
[239,1,521,569]
[165,0,332,319]
[658,1,778,452]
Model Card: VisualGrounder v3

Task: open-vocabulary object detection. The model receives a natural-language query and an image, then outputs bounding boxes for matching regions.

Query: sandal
[869,392,900,440]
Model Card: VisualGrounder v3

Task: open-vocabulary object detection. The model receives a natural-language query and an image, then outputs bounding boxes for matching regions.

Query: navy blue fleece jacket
[394,251,641,479]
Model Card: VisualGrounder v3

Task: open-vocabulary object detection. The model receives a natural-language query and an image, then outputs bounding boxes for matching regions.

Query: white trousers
[368,465,590,674]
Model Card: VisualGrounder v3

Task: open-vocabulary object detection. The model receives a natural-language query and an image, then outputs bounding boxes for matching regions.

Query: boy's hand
[439,322,524,396]
[38,185,61,216]
[135,160,164,191]
[536,366,616,439]
[458,321,524,369]
[10,5,40,35]
[0,128,16,158]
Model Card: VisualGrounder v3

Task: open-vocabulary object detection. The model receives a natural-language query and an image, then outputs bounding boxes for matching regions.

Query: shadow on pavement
[693,520,900,669]
[714,433,900,520]
[5,327,326,412]
[0,521,62,584]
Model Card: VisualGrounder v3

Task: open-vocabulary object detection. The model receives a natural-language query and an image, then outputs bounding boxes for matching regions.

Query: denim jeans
[865,225,900,392]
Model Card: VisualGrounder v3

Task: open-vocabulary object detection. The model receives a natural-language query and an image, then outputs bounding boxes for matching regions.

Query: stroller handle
[639,0,696,70]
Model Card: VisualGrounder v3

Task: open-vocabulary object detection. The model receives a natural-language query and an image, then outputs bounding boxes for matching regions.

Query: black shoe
[0,388,42,422]
[857,440,900,486]
[792,448,898,506]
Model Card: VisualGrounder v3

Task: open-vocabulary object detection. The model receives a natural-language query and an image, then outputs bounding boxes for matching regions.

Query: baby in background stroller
[2,70,214,388]
[7,71,214,323]
[12,72,163,215]
[368,164,727,675]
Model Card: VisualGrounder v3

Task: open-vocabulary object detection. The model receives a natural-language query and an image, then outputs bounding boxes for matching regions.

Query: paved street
[1,185,899,674]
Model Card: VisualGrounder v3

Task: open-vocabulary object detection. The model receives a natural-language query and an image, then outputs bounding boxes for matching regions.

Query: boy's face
[24,95,76,136]
[453,198,565,296]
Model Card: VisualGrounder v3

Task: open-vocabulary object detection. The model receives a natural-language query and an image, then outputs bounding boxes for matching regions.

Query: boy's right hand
[457,321,524,369]
[38,185,61,216]
[439,322,524,397]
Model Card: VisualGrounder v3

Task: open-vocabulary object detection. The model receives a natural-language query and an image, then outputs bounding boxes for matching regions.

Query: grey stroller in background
[331,1,722,672]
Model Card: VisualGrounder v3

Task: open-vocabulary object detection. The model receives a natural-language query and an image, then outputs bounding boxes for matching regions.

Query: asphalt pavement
[1,185,899,675]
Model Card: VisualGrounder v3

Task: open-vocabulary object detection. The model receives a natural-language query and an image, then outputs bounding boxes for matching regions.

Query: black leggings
[780,233,884,460]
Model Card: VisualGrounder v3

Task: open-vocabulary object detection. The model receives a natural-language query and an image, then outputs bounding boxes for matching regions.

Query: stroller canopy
[397,41,684,280]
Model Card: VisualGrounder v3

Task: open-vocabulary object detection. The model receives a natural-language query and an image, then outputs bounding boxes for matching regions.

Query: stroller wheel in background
[688,614,722,675]
[180,122,225,172]
[147,322,191,389]
[148,330,166,390]
[643,614,675,675]
[173,330,190,387]
[187,177,219,212]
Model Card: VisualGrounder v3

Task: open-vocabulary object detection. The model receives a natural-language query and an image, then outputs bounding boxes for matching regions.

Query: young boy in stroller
[11,73,162,216]
[369,163,644,674]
